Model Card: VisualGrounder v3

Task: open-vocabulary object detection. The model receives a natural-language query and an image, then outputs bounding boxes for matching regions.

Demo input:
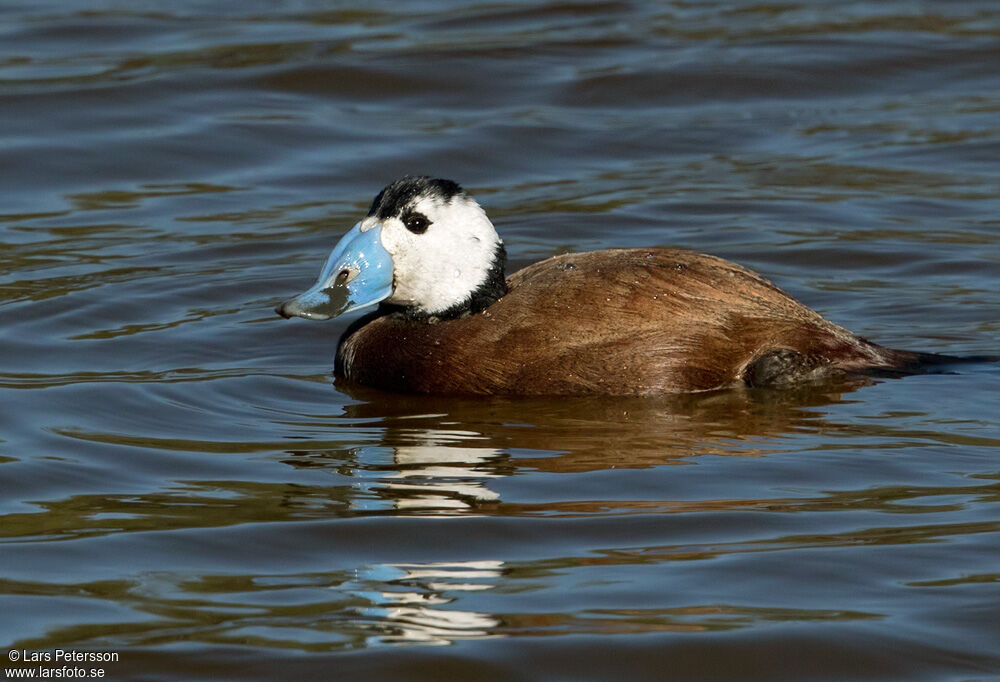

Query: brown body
[336,248,921,395]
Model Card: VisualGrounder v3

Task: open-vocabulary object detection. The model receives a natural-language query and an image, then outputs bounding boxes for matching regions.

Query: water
[2,1,999,679]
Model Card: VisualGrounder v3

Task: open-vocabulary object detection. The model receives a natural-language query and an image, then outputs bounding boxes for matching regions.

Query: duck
[276,176,968,396]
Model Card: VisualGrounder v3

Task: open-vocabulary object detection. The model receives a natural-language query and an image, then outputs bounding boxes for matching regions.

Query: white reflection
[352,560,504,645]
[351,429,504,513]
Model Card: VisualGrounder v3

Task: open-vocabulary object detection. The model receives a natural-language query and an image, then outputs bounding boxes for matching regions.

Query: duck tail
[883,349,1000,374]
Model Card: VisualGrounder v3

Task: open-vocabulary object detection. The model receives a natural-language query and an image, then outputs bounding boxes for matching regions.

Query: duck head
[276,177,507,321]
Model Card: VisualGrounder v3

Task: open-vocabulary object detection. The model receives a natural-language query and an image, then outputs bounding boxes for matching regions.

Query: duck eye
[402,211,430,234]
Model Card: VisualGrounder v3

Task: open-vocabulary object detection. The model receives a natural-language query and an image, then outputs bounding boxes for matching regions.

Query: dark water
[3,1,1000,680]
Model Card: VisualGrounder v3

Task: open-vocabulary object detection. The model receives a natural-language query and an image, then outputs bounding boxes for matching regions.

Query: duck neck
[383,242,508,323]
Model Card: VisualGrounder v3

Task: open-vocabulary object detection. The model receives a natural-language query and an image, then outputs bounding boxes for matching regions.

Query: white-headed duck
[276,176,972,395]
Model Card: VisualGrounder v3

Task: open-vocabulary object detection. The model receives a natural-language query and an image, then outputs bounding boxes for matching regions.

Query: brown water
[3,2,1000,680]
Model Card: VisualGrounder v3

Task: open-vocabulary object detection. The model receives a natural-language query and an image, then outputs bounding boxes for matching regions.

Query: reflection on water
[2,0,1000,679]
[365,444,504,512]
[355,561,503,645]
[1,385,857,540]
[0,560,504,652]
[4,380,999,663]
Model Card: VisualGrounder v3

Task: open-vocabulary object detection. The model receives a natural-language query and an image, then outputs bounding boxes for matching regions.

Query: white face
[366,192,503,316]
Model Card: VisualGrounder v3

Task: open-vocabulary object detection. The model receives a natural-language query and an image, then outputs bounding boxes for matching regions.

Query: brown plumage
[335,248,922,395]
